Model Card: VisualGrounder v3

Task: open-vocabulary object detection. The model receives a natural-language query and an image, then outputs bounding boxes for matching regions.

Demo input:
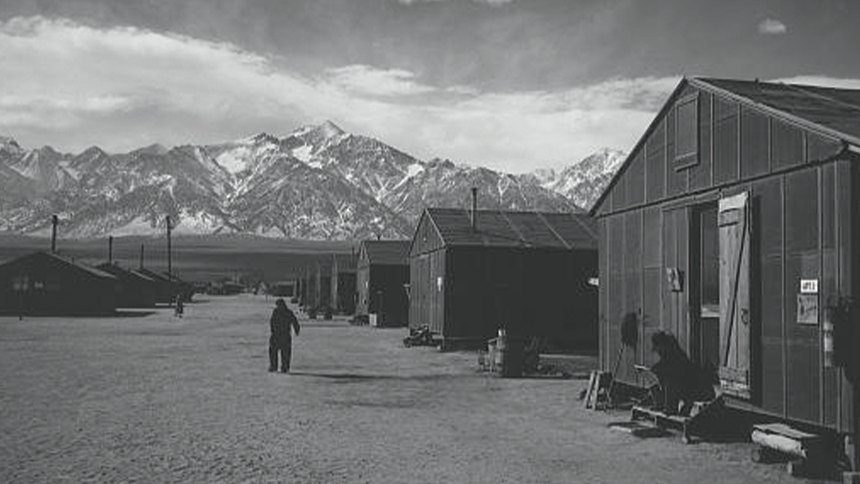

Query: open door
[718,192,751,399]
[691,203,721,370]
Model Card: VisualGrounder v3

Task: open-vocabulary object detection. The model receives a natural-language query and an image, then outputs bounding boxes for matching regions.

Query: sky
[1,0,860,174]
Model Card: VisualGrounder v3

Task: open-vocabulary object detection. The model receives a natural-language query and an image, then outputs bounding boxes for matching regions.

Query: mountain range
[0,123,625,240]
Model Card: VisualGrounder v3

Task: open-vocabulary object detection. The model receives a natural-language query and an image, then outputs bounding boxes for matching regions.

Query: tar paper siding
[594,81,857,432]
[441,246,597,346]
[409,248,446,335]
[408,212,447,333]
[97,263,158,308]
[300,274,310,306]
[304,268,319,309]
[135,268,177,304]
[356,260,370,316]
[317,267,332,310]
[408,211,598,348]
[330,254,357,315]
[0,252,116,316]
[356,252,410,327]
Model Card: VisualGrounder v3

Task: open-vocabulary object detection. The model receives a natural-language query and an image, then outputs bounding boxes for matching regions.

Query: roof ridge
[782,82,860,113]
[697,77,860,114]
[427,206,579,216]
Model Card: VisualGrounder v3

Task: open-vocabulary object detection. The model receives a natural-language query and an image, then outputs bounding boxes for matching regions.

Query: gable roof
[137,267,173,283]
[0,251,117,280]
[360,240,410,265]
[129,269,157,282]
[52,252,117,279]
[96,262,157,282]
[421,207,596,250]
[589,77,860,216]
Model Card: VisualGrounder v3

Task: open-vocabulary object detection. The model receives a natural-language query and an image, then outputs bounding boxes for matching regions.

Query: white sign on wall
[800,279,818,294]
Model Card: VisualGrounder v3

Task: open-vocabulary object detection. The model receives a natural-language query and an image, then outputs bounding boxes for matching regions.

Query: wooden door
[719,192,752,398]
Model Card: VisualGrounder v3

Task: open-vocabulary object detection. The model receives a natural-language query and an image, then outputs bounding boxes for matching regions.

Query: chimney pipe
[470,187,478,230]
[108,236,113,264]
[50,215,58,253]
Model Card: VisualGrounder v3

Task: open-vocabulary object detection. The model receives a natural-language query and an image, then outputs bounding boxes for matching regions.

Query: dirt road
[0,295,820,483]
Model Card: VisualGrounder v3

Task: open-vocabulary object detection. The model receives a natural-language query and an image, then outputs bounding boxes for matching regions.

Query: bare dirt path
[0,295,822,483]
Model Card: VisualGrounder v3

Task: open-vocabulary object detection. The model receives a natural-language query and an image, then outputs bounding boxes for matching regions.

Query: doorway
[690,203,721,370]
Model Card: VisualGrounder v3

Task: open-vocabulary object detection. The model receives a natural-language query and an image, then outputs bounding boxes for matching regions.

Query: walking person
[174,294,184,318]
[269,298,300,373]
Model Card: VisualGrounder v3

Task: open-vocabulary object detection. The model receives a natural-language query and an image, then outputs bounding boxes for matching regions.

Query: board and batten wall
[595,82,857,432]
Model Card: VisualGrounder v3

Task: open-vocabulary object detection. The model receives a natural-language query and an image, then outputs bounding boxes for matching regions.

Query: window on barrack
[675,93,699,169]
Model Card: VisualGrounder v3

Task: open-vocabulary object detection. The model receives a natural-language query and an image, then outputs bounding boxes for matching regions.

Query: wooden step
[631,397,724,444]
[751,423,827,478]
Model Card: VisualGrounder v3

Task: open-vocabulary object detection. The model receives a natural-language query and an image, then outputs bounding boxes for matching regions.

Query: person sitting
[649,331,715,416]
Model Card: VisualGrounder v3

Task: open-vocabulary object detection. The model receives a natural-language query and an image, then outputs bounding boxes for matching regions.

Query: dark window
[675,94,699,169]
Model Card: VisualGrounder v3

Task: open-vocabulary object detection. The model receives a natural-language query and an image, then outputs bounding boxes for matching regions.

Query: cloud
[324,65,436,97]
[773,75,860,90]
[0,16,333,139]
[758,18,787,35]
[401,76,678,172]
[0,15,677,172]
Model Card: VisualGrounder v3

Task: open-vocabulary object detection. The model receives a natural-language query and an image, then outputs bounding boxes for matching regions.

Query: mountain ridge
[0,123,624,240]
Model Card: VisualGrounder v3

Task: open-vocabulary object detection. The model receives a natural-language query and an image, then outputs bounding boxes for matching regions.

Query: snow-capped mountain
[383,158,581,223]
[0,124,623,239]
[528,148,626,211]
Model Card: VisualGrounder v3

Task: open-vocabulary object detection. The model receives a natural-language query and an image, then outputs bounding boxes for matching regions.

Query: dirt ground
[0,294,827,483]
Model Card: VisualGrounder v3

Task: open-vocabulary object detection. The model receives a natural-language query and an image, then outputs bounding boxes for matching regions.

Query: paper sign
[797,294,819,325]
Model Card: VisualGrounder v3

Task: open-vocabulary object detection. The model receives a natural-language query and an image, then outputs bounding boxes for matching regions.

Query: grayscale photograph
[1,0,859,482]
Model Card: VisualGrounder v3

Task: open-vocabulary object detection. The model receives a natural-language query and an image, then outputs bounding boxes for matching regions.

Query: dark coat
[650,331,715,413]
[270,305,300,343]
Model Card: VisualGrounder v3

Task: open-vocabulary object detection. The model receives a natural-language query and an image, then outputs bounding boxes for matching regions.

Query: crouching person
[269,298,300,373]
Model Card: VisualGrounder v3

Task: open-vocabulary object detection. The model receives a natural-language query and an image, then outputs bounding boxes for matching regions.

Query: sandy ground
[0,294,826,483]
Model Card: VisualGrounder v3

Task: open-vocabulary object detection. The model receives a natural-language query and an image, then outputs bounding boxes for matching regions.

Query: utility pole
[50,215,58,253]
[166,215,172,279]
